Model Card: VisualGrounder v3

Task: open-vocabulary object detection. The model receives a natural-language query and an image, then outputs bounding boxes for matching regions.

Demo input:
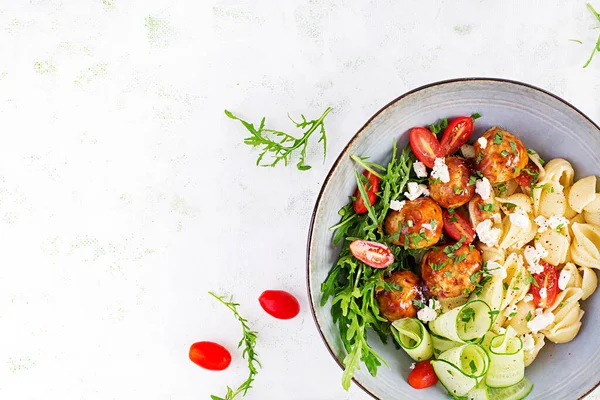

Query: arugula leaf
[225,107,332,170]
[209,292,261,400]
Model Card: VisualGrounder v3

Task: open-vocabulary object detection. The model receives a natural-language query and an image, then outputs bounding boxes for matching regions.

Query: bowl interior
[307,79,600,400]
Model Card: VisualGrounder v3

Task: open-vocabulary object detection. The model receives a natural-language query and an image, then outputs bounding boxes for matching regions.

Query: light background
[0,0,599,399]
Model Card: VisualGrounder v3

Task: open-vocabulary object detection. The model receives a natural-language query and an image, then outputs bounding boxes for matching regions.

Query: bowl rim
[305,77,600,400]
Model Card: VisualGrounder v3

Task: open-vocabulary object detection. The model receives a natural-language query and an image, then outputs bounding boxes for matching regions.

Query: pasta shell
[570,223,600,269]
[578,266,598,300]
[568,176,597,213]
[537,230,570,266]
[543,158,574,189]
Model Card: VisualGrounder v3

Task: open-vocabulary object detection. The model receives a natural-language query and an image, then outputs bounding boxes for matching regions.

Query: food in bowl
[320,114,600,398]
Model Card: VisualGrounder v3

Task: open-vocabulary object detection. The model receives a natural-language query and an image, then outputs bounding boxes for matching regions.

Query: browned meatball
[474,127,528,184]
[429,156,475,209]
[468,194,498,227]
[421,243,483,298]
[376,271,424,322]
[384,197,443,249]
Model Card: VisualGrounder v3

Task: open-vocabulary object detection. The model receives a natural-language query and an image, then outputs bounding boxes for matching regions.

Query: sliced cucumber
[486,327,525,388]
[431,359,477,397]
[391,318,433,361]
[487,377,533,400]
[429,300,492,343]
[470,274,504,318]
[437,344,490,379]
[467,383,490,400]
[431,332,461,357]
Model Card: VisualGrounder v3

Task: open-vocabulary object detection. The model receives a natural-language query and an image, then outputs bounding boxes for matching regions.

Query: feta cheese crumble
[539,287,547,299]
[477,137,488,149]
[524,294,534,303]
[509,211,530,229]
[409,362,416,370]
[417,299,440,323]
[404,182,429,201]
[412,161,428,178]
[390,200,406,211]
[558,268,572,290]
[421,223,434,232]
[475,219,501,247]
[460,144,476,159]
[527,311,555,334]
[522,334,535,353]
[524,243,549,274]
[535,215,569,233]
[475,177,492,201]
[431,158,450,183]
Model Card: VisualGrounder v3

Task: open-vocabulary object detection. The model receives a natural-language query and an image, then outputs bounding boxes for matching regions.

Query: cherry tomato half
[440,116,475,156]
[442,209,475,244]
[408,360,438,389]
[409,127,442,168]
[259,290,300,320]
[353,170,380,214]
[349,240,395,269]
[515,160,540,187]
[530,261,559,309]
[189,341,232,371]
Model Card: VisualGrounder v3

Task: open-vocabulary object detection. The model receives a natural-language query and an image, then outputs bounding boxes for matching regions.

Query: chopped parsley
[445,271,453,276]
[493,132,503,145]
[510,141,518,156]
[501,150,509,157]
[469,360,477,374]
[504,203,517,210]
[471,113,482,120]
[503,282,509,291]
[454,187,465,195]
[497,183,507,197]
[525,311,533,321]
[556,224,565,233]
[509,312,517,318]
[448,208,455,214]
[430,219,438,230]
[412,299,426,308]
[468,175,477,186]
[479,203,495,212]
[431,260,450,271]
[460,307,476,330]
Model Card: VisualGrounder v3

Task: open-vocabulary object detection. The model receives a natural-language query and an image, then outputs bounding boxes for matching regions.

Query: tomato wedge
[408,360,438,389]
[515,160,540,187]
[349,240,394,268]
[440,116,475,156]
[409,127,442,168]
[353,170,380,214]
[189,341,232,371]
[530,261,559,309]
[442,209,475,244]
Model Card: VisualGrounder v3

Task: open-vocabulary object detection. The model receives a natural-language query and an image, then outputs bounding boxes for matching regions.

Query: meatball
[429,156,476,209]
[375,270,424,322]
[421,243,483,298]
[384,197,443,249]
[474,127,528,184]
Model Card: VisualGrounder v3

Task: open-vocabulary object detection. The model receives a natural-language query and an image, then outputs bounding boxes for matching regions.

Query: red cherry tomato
[530,261,559,309]
[409,127,442,168]
[440,116,475,156]
[515,160,540,187]
[408,360,438,389]
[353,170,380,214]
[442,209,475,244]
[189,341,231,371]
[259,290,300,320]
[349,240,395,268]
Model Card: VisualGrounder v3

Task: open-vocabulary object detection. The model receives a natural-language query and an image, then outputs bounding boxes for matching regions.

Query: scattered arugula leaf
[225,107,332,170]
[209,292,261,400]
[429,118,449,136]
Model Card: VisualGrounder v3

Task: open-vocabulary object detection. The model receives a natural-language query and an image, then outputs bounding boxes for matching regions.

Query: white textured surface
[0,1,599,399]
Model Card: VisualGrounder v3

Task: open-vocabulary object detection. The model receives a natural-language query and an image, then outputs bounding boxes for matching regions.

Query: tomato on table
[440,116,475,156]
[442,209,475,244]
[259,290,300,320]
[515,160,540,187]
[408,360,438,389]
[349,240,395,269]
[529,261,559,308]
[353,170,380,214]
[189,341,232,371]
[410,127,442,168]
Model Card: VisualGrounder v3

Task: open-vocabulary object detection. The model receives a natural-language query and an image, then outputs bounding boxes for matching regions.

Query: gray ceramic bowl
[307,78,600,400]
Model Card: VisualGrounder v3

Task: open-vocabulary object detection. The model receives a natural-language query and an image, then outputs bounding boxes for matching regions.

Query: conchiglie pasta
[568,176,597,213]
[584,210,600,227]
[494,179,520,197]
[496,193,533,214]
[533,181,567,218]
[500,254,530,310]
[543,287,585,343]
[570,222,600,269]
[527,150,546,182]
[524,333,545,367]
[499,214,536,250]
[578,266,598,300]
[563,187,579,219]
[506,300,535,335]
[537,230,570,266]
[561,263,582,290]
[543,158,574,190]
[477,243,506,264]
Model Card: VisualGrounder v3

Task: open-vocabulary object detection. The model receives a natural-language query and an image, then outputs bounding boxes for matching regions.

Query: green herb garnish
[501,150,509,157]
[454,187,465,195]
[468,176,477,186]
[510,141,518,156]
[209,292,261,400]
[471,113,482,120]
[497,183,507,197]
[225,107,332,170]
[525,311,533,322]
[493,132,503,145]
[479,203,495,212]
[583,3,600,68]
